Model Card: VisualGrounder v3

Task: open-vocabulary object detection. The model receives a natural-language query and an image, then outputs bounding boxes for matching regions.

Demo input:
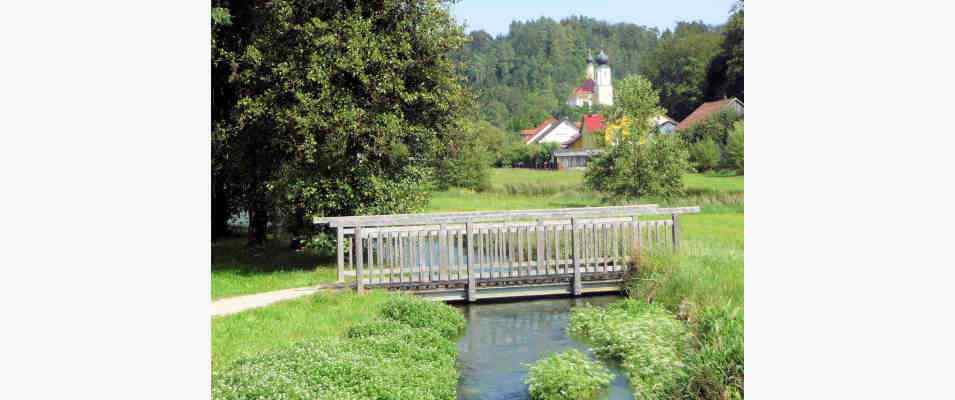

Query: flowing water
[455,295,635,400]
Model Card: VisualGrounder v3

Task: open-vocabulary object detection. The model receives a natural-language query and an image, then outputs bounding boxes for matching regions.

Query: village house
[676,97,744,131]
[521,50,681,170]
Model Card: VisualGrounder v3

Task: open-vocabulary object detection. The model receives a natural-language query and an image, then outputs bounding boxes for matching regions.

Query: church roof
[596,50,609,65]
[573,79,596,95]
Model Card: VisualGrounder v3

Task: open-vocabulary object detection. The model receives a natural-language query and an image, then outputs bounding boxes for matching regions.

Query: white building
[523,119,580,146]
[566,50,613,108]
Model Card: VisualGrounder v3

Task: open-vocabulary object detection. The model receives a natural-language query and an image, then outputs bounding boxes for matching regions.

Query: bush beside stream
[212,294,465,400]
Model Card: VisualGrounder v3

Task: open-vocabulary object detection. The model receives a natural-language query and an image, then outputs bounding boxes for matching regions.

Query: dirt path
[211,283,346,317]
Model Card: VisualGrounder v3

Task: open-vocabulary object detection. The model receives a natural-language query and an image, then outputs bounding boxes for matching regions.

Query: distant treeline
[453,3,743,132]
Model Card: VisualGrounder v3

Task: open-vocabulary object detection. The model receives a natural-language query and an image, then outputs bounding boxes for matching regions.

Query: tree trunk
[247,203,269,246]
[212,178,231,241]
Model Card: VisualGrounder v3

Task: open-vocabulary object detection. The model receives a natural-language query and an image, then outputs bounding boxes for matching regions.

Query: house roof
[527,118,578,145]
[522,117,557,143]
[561,114,606,148]
[676,98,743,131]
[581,114,606,133]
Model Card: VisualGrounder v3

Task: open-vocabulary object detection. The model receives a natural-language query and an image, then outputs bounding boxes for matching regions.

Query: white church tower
[594,50,613,106]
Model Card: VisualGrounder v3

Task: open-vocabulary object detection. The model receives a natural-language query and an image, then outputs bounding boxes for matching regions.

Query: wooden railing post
[336,226,345,283]
[671,213,680,250]
[354,225,364,293]
[439,223,448,281]
[536,218,545,275]
[466,221,477,301]
[571,217,582,295]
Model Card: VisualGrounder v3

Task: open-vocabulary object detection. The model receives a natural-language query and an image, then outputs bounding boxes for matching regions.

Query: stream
[455,295,635,400]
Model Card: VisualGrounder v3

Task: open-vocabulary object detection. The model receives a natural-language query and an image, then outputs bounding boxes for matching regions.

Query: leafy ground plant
[524,349,613,400]
[569,299,690,399]
[212,293,465,400]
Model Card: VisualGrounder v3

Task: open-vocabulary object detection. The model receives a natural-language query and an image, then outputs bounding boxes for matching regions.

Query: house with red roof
[561,114,606,150]
[676,98,744,131]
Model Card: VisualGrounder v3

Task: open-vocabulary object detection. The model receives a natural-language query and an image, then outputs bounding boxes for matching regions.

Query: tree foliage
[585,134,690,201]
[690,138,721,172]
[725,120,744,174]
[640,22,723,121]
[705,1,744,101]
[456,12,742,131]
[603,75,664,144]
[212,0,471,243]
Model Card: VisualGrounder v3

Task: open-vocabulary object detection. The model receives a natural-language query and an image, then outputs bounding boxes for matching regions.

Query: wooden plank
[316,204,665,226]
[377,231,384,284]
[336,226,345,283]
[355,226,364,293]
[439,224,448,282]
[536,218,545,276]
[524,226,533,276]
[348,236,353,273]
[318,205,702,228]
[466,221,476,301]
[461,228,467,280]
[478,228,486,279]
[571,218,582,295]
[417,230,425,282]
[610,222,617,272]
[672,214,680,250]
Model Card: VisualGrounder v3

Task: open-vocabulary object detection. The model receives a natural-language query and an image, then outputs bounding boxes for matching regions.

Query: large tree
[705,1,744,101]
[212,0,471,244]
[640,21,723,121]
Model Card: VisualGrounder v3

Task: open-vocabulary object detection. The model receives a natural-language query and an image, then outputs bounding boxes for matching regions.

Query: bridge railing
[314,205,699,301]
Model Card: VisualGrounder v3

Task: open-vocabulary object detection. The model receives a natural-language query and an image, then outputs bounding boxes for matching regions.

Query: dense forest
[453,3,743,132]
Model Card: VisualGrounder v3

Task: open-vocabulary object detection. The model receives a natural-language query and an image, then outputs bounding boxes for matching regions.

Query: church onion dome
[586,52,594,64]
[596,50,609,65]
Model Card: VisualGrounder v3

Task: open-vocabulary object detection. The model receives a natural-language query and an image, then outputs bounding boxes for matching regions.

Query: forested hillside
[453,3,743,132]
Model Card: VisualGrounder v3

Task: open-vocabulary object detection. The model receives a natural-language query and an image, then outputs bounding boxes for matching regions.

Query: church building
[566,50,614,107]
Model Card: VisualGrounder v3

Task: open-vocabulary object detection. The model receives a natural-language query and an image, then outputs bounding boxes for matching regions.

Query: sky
[449,0,737,37]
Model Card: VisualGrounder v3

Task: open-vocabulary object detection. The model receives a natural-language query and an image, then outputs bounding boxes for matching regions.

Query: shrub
[569,299,690,399]
[345,318,408,339]
[379,294,466,339]
[524,349,613,400]
[724,120,743,173]
[213,294,466,400]
[213,326,459,400]
[690,137,722,172]
[585,134,691,201]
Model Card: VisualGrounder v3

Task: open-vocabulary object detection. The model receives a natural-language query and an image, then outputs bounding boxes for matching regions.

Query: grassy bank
[213,292,466,399]
[211,236,338,299]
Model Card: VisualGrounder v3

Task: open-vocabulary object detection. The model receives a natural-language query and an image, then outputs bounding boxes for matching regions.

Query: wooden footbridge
[314,205,698,302]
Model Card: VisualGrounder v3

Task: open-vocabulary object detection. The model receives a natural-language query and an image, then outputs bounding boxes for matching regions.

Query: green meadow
[212,169,742,300]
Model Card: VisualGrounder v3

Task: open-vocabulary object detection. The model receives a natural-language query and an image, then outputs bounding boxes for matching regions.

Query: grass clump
[212,293,465,400]
[569,299,690,399]
[379,294,466,339]
[524,349,613,400]
[682,305,744,399]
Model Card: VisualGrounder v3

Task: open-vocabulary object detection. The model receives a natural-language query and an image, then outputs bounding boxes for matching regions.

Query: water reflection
[455,295,634,400]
